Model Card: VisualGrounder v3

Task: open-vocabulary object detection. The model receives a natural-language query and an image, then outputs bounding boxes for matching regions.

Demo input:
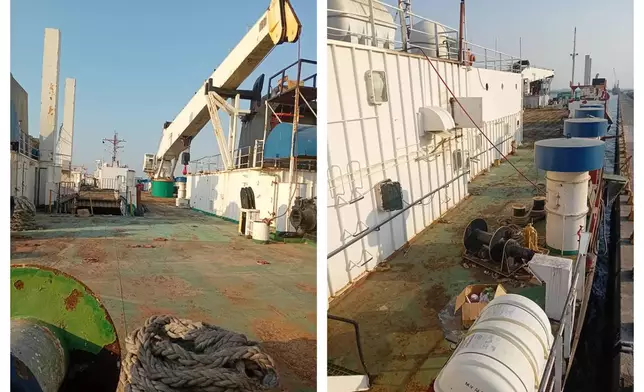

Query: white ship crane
[144,0,301,180]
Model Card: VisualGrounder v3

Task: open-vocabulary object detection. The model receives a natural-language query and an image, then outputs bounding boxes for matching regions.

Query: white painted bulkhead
[11,152,39,205]
[187,169,316,232]
[327,40,523,298]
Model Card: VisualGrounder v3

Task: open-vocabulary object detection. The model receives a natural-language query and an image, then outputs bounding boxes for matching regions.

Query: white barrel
[434,294,553,392]
[252,221,269,243]
[545,171,589,254]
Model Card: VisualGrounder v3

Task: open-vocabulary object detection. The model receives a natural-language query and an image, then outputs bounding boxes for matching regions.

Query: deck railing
[10,130,40,160]
[267,59,317,98]
[537,231,590,392]
[327,0,522,73]
[538,167,604,391]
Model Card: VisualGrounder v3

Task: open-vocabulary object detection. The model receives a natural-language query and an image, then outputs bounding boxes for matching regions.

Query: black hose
[327,314,371,380]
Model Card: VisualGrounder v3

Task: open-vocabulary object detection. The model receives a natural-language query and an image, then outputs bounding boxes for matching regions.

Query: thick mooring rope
[11,196,37,232]
[120,315,279,392]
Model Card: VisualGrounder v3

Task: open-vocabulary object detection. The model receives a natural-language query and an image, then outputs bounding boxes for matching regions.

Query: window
[366,70,389,105]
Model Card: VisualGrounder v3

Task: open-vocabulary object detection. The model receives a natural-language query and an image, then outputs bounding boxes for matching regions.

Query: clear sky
[11,0,316,175]
[412,0,634,90]
[11,0,633,175]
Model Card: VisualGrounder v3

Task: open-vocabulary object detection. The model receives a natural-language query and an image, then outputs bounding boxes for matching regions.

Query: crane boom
[151,0,301,178]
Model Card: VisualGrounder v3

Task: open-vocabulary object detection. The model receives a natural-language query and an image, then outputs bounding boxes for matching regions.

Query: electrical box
[375,180,403,212]
[452,97,483,128]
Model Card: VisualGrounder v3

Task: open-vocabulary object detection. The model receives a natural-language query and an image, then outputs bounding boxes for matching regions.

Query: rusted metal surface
[11,198,317,391]
[10,265,121,391]
[327,109,566,391]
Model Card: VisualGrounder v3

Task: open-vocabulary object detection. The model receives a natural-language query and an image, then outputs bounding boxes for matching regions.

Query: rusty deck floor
[327,109,568,392]
[10,198,317,391]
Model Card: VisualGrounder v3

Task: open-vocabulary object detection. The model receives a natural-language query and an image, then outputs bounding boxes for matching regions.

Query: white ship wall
[327,41,522,299]
[11,152,39,205]
[187,169,316,232]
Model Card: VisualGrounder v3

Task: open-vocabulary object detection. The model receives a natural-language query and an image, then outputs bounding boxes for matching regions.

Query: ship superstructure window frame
[365,70,389,105]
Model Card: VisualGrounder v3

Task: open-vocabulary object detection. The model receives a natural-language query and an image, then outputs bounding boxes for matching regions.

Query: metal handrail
[267,59,317,97]
[327,0,521,72]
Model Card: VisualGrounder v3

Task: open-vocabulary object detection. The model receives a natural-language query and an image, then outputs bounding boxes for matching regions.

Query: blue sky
[11,0,633,174]
[412,0,633,90]
[11,0,316,174]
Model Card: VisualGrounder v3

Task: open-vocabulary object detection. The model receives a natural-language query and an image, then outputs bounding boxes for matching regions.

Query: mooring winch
[463,218,536,265]
[10,265,121,392]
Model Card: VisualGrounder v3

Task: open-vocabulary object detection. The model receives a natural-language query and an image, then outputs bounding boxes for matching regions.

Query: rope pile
[120,315,279,392]
[11,196,37,231]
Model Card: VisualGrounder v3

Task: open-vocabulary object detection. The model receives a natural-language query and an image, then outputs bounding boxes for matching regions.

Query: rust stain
[295,283,316,294]
[14,280,24,290]
[104,340,121,356]
[65,288,83,311]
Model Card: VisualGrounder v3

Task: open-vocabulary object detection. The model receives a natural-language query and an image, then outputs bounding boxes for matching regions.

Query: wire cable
[412,46,544,195]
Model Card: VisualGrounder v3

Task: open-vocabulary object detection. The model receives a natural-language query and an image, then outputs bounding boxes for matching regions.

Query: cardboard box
[454,284,507,328]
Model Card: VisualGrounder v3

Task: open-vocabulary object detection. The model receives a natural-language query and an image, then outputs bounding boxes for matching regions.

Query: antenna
[102,131,126,167]
[570,27,578,89]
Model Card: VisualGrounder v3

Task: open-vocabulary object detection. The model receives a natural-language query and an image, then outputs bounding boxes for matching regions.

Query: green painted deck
[11,199,317,391]
[327,109,568,392]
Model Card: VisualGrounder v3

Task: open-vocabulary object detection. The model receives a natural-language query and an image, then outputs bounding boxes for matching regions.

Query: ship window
[515,83,518,90]
[501,83,504,90]
[485,83,489,91]
[366,70,389,105]
[453,149,463,172]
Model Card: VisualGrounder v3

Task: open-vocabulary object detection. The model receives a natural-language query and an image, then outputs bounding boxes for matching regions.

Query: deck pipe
[535,138,605,255]
[11,319,67,392]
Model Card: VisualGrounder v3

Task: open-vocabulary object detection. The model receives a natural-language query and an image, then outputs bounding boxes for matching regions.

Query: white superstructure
[326,0,524,299]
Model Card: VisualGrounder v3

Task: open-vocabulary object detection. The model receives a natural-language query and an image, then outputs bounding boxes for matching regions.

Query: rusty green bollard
[10,265,121,392]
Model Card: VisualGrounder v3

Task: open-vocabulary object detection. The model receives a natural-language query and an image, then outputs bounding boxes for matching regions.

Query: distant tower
[583,55,592,85]
[102,131,126,167]
[570,27,578,87]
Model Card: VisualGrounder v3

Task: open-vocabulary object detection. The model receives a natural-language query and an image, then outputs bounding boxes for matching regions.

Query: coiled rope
[11,196,37,231]
[120,315,279,392]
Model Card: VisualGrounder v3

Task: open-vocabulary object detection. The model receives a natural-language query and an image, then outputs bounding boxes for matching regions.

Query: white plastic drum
[434,294,553,392]
[252,221,269,243]
[545,171,589,254]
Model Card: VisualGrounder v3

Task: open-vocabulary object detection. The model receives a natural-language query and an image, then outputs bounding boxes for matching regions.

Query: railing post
[484,48,488,69]
[554,336,563,391]
[434,22,440,58]
[367,0,377,47]
[499,52,502,71]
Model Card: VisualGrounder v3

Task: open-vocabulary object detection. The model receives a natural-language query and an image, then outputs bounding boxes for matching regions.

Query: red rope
[415,48,543,193]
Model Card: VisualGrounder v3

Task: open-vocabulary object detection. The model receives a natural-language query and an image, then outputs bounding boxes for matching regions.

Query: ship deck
[10,196,317,391]
[327,108,570,391]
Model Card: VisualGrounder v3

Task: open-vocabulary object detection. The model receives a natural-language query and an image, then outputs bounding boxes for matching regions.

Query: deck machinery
[143,0,302,196]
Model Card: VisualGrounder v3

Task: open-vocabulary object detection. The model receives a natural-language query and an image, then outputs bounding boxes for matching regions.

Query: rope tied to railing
[120,315,279,392]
